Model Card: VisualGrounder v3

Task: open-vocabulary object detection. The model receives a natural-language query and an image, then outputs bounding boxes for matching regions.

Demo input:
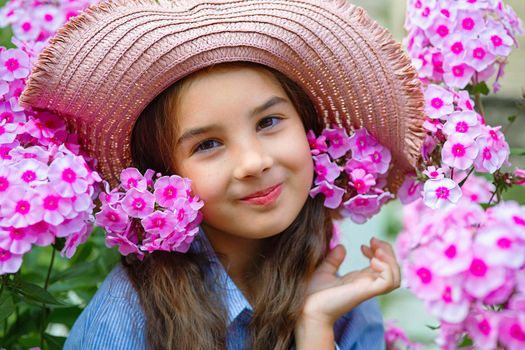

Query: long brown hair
[126,62,334,349]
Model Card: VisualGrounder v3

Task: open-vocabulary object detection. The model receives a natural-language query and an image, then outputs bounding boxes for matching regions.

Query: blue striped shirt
[64,229,385,349]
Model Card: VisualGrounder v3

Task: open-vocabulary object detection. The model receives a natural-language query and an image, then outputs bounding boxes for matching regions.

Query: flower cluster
[307,127,393,224]
[398,83,510,210]
[385,320,423,350]
[95,168,204,260]
[0,1,102,275]
[405,0,523,91]
[397,174,525,350]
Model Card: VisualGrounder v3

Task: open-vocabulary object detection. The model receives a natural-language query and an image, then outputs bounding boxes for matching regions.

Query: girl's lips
[240,184,282,205]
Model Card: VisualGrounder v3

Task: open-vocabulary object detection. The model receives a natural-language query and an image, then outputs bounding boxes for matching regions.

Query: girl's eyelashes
[256,116,283,131]
[192,139,222,154]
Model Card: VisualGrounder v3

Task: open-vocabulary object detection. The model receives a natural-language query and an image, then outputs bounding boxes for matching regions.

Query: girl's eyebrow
[176,96,289,145]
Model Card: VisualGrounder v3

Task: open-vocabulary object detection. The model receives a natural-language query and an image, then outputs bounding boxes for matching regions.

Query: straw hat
[19,0,425,193]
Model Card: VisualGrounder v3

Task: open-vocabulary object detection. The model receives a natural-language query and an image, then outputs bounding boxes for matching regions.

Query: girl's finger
[360,244,374,259]
[374,248,401,287]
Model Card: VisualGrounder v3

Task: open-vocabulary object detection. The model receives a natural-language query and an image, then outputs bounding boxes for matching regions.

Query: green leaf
[0,292,15,322]
[472,81,490,95]
[511,148,525,156]
[1,308,43,347]
[508,115,517,123]
[458,335,473,347]
[44,333,66,350]
[8,280,65,306]
[49,261,97,284]
[426,324,440,330]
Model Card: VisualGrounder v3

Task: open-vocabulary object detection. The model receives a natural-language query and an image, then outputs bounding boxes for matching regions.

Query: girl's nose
[232,143,273,180]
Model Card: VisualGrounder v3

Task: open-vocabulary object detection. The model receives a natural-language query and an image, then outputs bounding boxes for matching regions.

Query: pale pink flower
[498,313,525,350]
[465,40,496,72]
[442,133,479,170]
[0,163,19,195]
[442,111,482,138]
[27,221,55,247]
[455,11,484,37]
[474,130,509,173]
[455,91,475,111]
[36,184,73,226]
[426,283,471,323]
[0,48,30,81]
[476,226,525,268]
[48,156,89,197]
[61,225,90,258]
[322,128,352,159]
[0,226,36,255]
[442,33,468,64]
[0,247,23,274]
[34,5,65,32]
[0,120,18,144]
[460,174,495,204]
[432,227,473,277]
[95,205,129,233]
[154,175,189,209]
[142,211,178,238]
[10,145,49,163]
[424,84,455,119]
[344,159,375,175]
[423,178,462,210]
[465,307,499,350]
[423,166,445,180]
[309,180,345,209]
[481,21,514,56]
[16,159,48,186]
[443,61,475,89]
[405,248,445,300]
[1,188,42,228]
[464,254,506,299]
[106,231,143,260]
[312,154,341,185]
[364,145,391,174]
[120,167,147,191]
[121,188,155,219]
[348,168,375,194]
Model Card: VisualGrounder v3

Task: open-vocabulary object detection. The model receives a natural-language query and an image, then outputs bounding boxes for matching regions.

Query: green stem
[474,92,485,118]
[40,248,56,349]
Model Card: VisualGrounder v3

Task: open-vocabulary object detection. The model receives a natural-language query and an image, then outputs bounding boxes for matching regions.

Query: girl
[19,0,425,349]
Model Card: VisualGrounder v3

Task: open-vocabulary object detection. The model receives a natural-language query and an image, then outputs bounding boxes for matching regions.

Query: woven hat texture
[19,0,425,192]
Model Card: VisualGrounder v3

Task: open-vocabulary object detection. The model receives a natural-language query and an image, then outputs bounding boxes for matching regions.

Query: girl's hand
[300,237,401,326]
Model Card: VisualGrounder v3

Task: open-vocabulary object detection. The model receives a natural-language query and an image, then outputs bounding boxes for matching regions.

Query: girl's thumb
[317,244,346,275]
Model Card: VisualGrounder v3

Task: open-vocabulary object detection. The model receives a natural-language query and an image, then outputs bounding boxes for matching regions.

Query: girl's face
[173,66,314,241]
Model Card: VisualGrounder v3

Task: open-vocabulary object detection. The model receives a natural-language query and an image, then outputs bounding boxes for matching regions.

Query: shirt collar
[190,227,253,325]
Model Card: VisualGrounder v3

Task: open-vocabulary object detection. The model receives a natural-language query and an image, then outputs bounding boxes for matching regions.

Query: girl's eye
[256,116,282,131]
[192,139,221,154]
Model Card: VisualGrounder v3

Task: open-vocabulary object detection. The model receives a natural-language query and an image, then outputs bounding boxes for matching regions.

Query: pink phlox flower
[10,145,49,164]
[48,155,89,197]
[341,192,392,224]
[423,117,443,133]
[465,39,496,72]
[322,127,352,159]
[483,268,516,305]
[421,135,438,161]
[0,226,36,255]
[443,61,475,89]
[52,213,89,238]
[312,153,341,185]
[464,251,507,299]
[442,111,482,138]
[405,247,445,300]
[423,165,445,180]
[442,133,479,170]
[384,319,423,350]
[426,282,471,323]
[344,158,375,176]
[71,192,94,214]
[24,111,66,142]
[0,119,18,144]
[473,127,509,173]
[0,162,19,194]
[424,84,455,119]
[172,197,200,228]
[141,210,178,238]
[1,187,42,228]
[460,174,495,204]
[36,183,73,225]
[432,227,473,277]
[61,224,90,258]
[34,5,66,32]
[476,225,525,268]
[348,168,376,194]
[454,90,475,111]
[154,175,190,209]
[442,33,468,65]
[498,312,525,350]
[121,188,155,219]
[95,204,130,233]
[16,158,48,186]
[120,167,147,191]
[0,80,8,97]
[363,145,391,174]
[455,10,484,38]
[481,20,514,57]
[465,307,500,350]
[27,221,55,246]
[409,0,439,30]
[427,16,453,47]
[144,169,156,187]
[515,168,525,187]
[0,48,30,81]
[11,15,42,42]
[106,230,144,260]
[0,247,23,275]
[348,128,378,160]
[99,180,122,206]
[309,180,345,209]
[397,173,423,205]
[307,130,327,155]
[423,178,462,210]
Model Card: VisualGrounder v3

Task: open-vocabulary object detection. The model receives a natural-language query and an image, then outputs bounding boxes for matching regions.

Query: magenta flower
[61,225,89,258]
[423,178,462,210]
[442,111,482,138]
[106,231,143,260]
[364,145,391,174]
[0,226,36,255]
[0,48,30,81]
[312,154,340,185]
[1,188,43,228]
[120,167,147,191]
[121,188,155,219]
[16,159,48,185]
[348,128,379,159]
[348,168,375,194]
[464,254,506,299]
[498,313,525,350]
[309,180,345,209]
[48,156,89,197]
[397,173,423,205]
[341,192,392,224]
[95,205,129,233]
[424,84,455,119]
[142,210,178,238]
[307,130,327,155]
[465,308,499,350]
[154,175,190,209]
[36,184,73,225]
[322,128,352,159]
[344,158,375,175]
[0,247,23,275]
[405,248,445,300]
[442,133,479,170]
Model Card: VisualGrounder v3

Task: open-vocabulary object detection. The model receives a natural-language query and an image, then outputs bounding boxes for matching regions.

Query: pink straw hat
[19,0,425,192]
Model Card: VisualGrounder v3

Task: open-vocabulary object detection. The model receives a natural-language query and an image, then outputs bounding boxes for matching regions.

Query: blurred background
[340,1,525,348]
